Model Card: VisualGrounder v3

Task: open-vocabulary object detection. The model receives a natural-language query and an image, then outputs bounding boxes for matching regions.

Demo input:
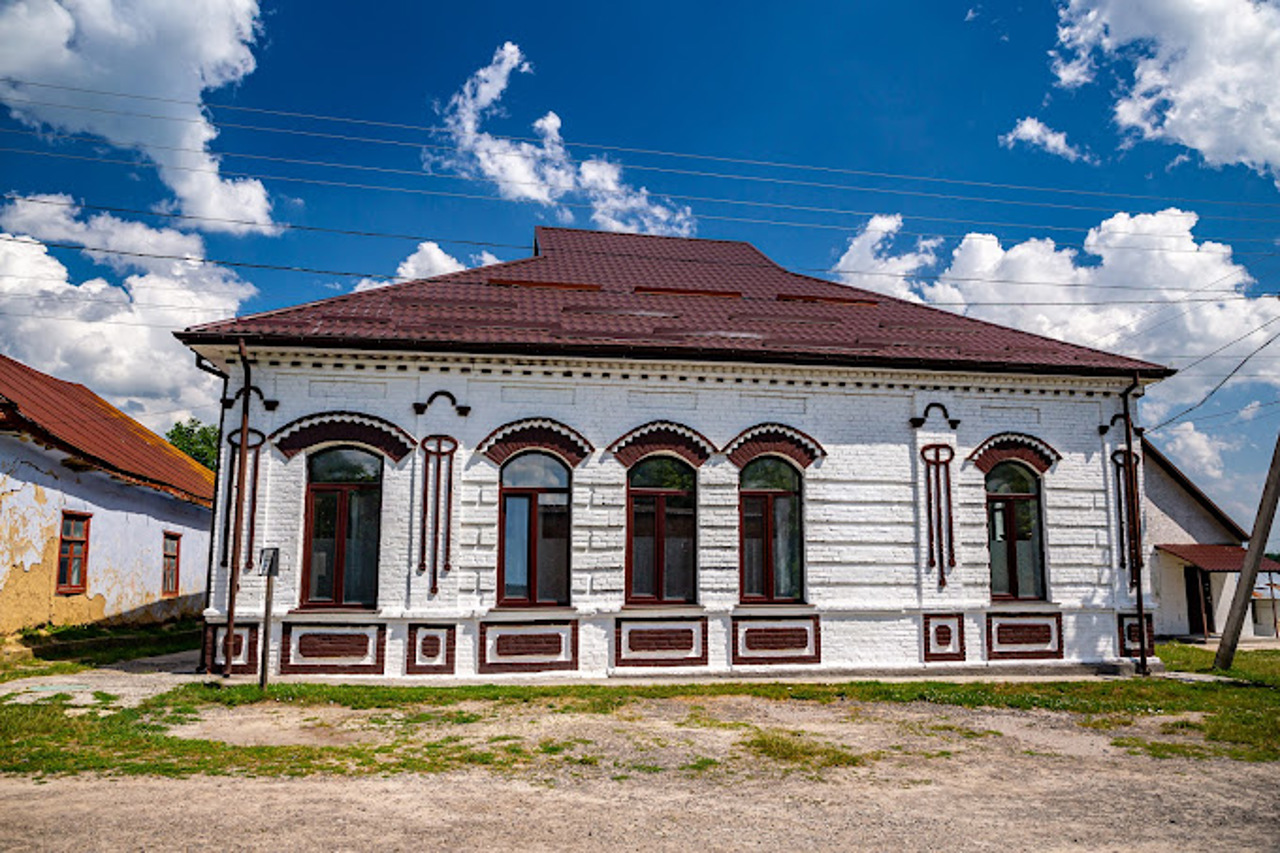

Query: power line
[7,75,1280,211]
[9,139,1280,249]
[8,111,1280,229]
[1150,329,1280,432]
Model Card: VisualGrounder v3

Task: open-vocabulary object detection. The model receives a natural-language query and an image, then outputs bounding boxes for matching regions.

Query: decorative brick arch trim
[269,411,415,461]
[967,432,1061,474]
[607,421,717,468]
[722,423,825,469]
[477,418,594,467]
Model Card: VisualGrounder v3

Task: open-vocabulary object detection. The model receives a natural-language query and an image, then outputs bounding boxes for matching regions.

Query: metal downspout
[1121,374,1150,676]
[223,340,253,677]
[194,354,228,672]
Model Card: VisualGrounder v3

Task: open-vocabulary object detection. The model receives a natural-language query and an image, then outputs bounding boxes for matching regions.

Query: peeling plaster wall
[0,435,210,633]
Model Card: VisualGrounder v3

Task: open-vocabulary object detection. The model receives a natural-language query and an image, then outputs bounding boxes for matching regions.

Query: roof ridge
[534,225,766,250]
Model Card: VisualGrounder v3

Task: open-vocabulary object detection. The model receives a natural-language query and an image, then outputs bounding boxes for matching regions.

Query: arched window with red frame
[740,456,804,603]
[627,456,697,604]
[302,446,382,609]
[985,460,1046,600]
[499,451,571,606]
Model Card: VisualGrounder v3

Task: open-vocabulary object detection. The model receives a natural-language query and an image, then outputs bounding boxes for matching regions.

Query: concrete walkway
[0,649,205,707]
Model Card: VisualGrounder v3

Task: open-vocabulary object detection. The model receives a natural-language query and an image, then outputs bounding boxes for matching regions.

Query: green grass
[4,618,202,677]
[2,641,1278,776]
[739,728,867,769]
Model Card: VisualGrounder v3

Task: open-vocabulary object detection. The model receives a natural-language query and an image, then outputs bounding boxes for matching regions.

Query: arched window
[303,446,382,608]
[628,456,697,604]
[740,457,803,603]
[499,451,571,606]
[986,461,1046,600]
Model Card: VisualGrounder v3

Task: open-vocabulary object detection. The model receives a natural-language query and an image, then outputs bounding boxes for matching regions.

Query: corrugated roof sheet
[1156,544,1280,573]
[0,354,214,506]
[177,226,1171,379]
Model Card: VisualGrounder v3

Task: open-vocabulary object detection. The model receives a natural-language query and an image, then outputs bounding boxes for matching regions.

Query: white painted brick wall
[201,350,1148,676]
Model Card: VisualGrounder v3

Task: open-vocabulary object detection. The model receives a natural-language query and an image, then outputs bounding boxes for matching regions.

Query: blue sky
[1,0,1278,544]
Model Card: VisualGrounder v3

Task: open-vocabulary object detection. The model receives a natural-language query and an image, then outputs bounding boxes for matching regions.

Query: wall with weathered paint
[198,347,1151,677]
[0,435,210,633]
[1143,453,1252,638]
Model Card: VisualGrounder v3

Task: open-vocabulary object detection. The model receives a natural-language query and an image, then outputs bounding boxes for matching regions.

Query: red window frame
[625,459,697,605]
[497,453,571,608]
[162,532,181,597]
[57,511,91,595]
[985,462,1047,602]
[738,459,804,604]
[301,482,381,610]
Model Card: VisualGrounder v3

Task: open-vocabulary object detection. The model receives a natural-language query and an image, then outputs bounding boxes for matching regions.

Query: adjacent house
[0,354,213,633]
[1143,438,1280,640]
[177,227,1172,678]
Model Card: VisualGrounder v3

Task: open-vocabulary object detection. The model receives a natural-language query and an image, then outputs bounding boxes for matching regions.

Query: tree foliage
[166,417,219,470]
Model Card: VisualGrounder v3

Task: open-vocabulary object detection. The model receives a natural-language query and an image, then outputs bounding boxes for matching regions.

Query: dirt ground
[3,683,1279,852]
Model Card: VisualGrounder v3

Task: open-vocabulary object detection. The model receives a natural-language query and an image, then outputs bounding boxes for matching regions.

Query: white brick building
[178,228,1171,678]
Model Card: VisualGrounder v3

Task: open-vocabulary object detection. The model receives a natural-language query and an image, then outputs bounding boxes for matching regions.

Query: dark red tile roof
[0,354,214,506]
[1156,544,1280,573]
[177,227,1172,379]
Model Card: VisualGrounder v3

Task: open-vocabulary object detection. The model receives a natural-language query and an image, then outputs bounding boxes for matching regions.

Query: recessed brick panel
[996,623,1053,646]
[480,622,579,673]
[923,613,966,663]
[744,627,810,651]
[986,613,1063,661]
[1118,614,1155,658]
[297,632,370,659]
[280,624,386,674]
[407,624,456,675]
[206,623,258,675]
[628,628,696,653]
[615,618,709,668]
[496,633,564,657]
[731,616,820,665]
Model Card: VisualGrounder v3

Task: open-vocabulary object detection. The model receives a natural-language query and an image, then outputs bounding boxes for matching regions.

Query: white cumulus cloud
[832,215,941,301]
[1162,421,1235,479]
[0,194,256,425]
[353,241,467,292]
[0,0,276,235]
[1051,0,1280,187]
[434,42,694,236]
[999,117,1096,163]
[830,209,1280,417]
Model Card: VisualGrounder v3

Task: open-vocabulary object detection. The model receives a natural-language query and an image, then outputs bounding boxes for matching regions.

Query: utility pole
[1215,428,1280,671]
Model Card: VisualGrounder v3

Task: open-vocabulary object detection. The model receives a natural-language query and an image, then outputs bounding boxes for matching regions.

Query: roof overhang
[175,331,1175,382]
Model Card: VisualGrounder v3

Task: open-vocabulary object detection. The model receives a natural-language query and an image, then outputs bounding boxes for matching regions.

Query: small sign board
[258,547,279,577]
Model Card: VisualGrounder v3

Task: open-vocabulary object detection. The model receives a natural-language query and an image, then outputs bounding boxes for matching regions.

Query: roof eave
[174,330,1174,381]
[3,412,213,508]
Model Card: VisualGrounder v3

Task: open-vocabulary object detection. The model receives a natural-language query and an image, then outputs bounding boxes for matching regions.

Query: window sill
[484,606,578,622]
[987,599,1059,609]
[733,603,814,617]
[56,589,86,596]
[288,605,378,614]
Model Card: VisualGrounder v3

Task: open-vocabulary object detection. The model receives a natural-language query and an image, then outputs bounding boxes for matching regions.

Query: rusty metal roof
[177,226,1172,380]
[0,354,214,506]
[1156,544,1280,573]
